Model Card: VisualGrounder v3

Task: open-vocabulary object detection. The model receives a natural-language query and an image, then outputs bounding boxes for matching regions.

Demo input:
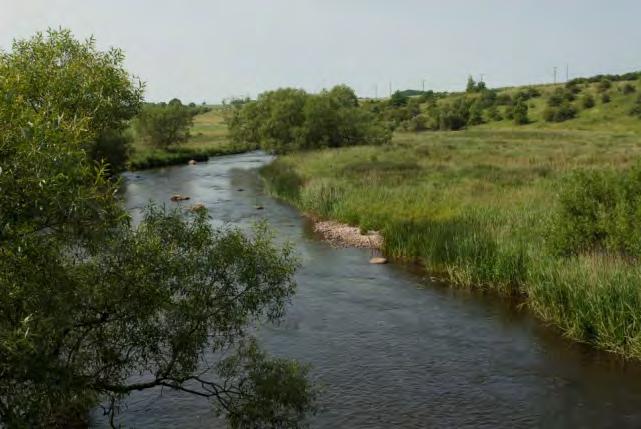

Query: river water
[99,151,641,428]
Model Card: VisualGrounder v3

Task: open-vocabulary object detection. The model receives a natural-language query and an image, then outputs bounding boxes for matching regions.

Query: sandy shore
[313,220,383,249]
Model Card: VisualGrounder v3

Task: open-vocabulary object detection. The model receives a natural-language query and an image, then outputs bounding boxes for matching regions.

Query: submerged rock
[188,202,206,212]
[369,257,388,264]
[255,205,264,210]
[188,159,197,165]
[170,194,190,202]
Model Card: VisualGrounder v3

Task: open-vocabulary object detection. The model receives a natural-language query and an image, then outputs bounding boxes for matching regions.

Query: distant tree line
[567,71,641,86]
[225,85,391,153]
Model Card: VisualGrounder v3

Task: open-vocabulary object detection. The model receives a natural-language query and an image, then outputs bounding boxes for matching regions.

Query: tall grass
[260,128,641,359]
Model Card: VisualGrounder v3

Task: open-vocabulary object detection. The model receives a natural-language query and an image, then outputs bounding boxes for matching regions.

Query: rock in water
[188,202,206,212]
[369,257,388,264]
[188,159,197,165]
[255,205,264,210]
[170,194,190,202]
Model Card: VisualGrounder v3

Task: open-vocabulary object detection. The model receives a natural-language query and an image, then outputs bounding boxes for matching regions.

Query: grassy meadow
[261,80,641,359]
[129,107,256,170]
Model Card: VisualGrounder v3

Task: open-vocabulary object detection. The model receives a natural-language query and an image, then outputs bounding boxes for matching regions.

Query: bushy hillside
[378,72,641,134]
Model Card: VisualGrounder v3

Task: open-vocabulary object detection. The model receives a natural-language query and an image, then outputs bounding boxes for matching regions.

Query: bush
[623,83,636,95]
[581,94,595,109]
[467,100,484,125]
[512,100,529,125]
[134,101,194,148]
[565,81,582,95]
[543,102,577,122]
[547,88,575,107]
[436,98,470,130]
[550,165,641,257]
[88,129,132,174]
[389,90,409,107]
[227,85,390,153]
[402,114,428,132]
[601,92,611,103]
[597,79,612,92]
[630,94,641,117]
[486,105,503,121]
[495,93,512,106]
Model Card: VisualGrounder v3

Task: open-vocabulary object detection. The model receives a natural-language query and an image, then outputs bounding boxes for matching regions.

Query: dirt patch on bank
[313,220,383,249]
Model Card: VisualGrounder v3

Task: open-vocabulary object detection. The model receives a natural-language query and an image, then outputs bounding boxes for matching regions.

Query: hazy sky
[2,1,640,103]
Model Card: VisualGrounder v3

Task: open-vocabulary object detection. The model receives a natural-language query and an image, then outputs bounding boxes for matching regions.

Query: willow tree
[0,29,315,427]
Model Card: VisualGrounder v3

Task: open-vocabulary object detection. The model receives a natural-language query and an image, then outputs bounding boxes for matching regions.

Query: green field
[261,79,641,359]
[129,107,255,170]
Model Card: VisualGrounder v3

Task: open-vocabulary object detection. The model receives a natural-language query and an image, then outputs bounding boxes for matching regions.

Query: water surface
[100,152,641,428]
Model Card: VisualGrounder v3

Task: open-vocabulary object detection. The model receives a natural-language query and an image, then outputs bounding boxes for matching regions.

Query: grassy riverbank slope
[261,79,641,359]
[129,107,256,170]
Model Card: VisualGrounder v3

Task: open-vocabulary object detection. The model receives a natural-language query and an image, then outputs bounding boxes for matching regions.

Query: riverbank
[129,107,257,170]
[129,143,255,170]
[260,127,641,359]
[313,219,383,249]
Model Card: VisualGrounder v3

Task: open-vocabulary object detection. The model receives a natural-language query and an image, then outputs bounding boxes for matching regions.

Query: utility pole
[389,81,392,97]
[374,84,378,99]
[422,79,426,92]
[553,66,558,84]
[566,64,569,82]
[479,73,485,83]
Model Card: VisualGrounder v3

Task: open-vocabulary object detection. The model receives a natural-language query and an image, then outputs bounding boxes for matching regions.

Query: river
[98,151,641,428]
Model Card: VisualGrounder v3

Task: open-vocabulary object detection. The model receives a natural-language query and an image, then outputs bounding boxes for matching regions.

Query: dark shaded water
[97,152,641,428]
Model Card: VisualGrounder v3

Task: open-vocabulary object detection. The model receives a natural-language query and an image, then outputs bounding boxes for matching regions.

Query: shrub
[623,83,636,95]
[486,105,503,121]
[478,89,498,108]
[134,101,194,148]
[601,92,611,103]
[437,99,470,130]
[597,79,612,92]
[543,102,577,122]
[512,99,529,125]
[547,88,575,107]
[467,100,484,126]
[389,90,409,107]
[581,94,595,109]
[630,94,641,117]
[550,165,641,257]
[565,81,583,94]
[495,93,512,106]
[227,85,390,153]
[403,114,428,132]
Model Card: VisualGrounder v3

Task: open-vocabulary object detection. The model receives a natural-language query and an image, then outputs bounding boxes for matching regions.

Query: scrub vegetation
[259,73,641,359]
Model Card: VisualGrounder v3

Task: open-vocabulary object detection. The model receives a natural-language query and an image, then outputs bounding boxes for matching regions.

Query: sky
[2,0,640,103]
